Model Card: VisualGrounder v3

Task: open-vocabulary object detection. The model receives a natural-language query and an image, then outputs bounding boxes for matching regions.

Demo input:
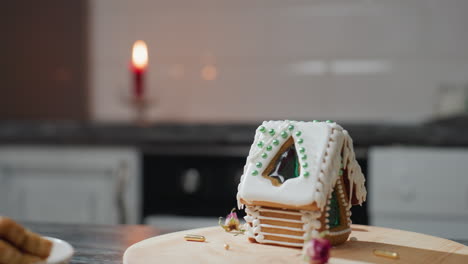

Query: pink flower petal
[307,238,331,263]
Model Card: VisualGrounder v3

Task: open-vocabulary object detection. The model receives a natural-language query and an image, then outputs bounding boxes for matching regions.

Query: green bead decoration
[326,120,333,123]
[339,169,343,176]
[299,147,305,153]
[259,126,266,133]
[257,141,264,148]
[280,131,288,138]
[302,162,308,168]
[301,154,307,160]
[266,145,272,151]
[295,131,302,137]
[272,139,279,146]
[297,138,304,144]
[261,153,268,159]
[312,120,319,123]
[268,129,275,136]
[256,162,262,168]
[304,171,310,177]
[252,170,258,176]
[288,125,294,131]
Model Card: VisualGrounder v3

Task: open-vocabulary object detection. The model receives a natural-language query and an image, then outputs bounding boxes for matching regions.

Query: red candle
[131,40,148,99]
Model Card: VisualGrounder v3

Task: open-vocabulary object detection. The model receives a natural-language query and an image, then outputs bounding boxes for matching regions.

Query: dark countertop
[1,119,468,149]
[22,222,468,263]
[23,222,163,264]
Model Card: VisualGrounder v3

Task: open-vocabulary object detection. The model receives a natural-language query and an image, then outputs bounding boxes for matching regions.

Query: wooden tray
[123,225,468,264]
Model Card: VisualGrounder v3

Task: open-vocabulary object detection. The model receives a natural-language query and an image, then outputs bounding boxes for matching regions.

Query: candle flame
[132,40,148,70]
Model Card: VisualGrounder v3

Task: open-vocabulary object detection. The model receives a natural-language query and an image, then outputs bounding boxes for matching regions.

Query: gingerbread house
[236,120,366,247]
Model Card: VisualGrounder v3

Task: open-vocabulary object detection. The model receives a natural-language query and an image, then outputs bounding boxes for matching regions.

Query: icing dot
[302,162,308,168]
[272,139,279,146]
[259,126,266,133]
[301,154,307,160]
[288,125,294,131]
[297,138,304,144]
[261,153,267,159]
[268,129,275,136]
[326,120,333,123]
[299,147,306,153]
[257,141,264,148]
[256,162,262,168]
[266,145,272,151]
[304,171,310,177]
[280,131,288,138]
[295,131,302,137]
[252,170,258,176]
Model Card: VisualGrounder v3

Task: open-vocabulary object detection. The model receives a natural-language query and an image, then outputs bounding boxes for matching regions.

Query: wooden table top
[125,225,468,264]
[22,222,468,264]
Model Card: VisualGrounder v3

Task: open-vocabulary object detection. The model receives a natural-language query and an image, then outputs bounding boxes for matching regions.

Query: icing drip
[342,130,366,206]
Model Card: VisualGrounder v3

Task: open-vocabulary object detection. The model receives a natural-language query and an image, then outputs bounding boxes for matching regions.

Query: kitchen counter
[1,120,467,155]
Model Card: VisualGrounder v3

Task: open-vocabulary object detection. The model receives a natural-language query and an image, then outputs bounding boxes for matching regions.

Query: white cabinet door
[369,147,468,240]
[0,146,140,225]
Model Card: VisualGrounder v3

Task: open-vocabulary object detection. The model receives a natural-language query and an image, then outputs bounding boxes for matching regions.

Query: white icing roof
[237,120,366,210]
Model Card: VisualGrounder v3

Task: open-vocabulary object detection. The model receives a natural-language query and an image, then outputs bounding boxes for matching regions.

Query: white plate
[45,237,74,264]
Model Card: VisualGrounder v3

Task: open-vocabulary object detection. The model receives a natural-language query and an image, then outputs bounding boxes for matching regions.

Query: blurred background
[1,0,467,241]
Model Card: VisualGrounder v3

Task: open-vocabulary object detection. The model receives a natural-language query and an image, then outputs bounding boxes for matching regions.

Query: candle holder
[127,95,155,126]
[118,86,156,126]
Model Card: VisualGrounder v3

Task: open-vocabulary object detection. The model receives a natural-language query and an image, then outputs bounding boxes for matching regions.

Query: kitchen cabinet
[0,146,140,224]
[368,146,468,240]
[142,153,245,230]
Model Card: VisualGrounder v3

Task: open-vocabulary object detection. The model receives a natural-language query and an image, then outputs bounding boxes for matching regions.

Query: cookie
[0,217,52,259]
[0,239,43,264]
[0,217,28,247]
[21,230,53,259]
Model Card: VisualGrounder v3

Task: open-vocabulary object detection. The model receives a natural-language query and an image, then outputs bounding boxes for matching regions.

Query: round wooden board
[124,225,468,264]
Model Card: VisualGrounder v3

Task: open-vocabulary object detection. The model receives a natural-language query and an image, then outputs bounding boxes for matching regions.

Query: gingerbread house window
[262,137,300,186]
[327,189,341,228]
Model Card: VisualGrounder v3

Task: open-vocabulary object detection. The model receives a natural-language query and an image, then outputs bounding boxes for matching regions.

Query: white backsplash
[89,0,468,123]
